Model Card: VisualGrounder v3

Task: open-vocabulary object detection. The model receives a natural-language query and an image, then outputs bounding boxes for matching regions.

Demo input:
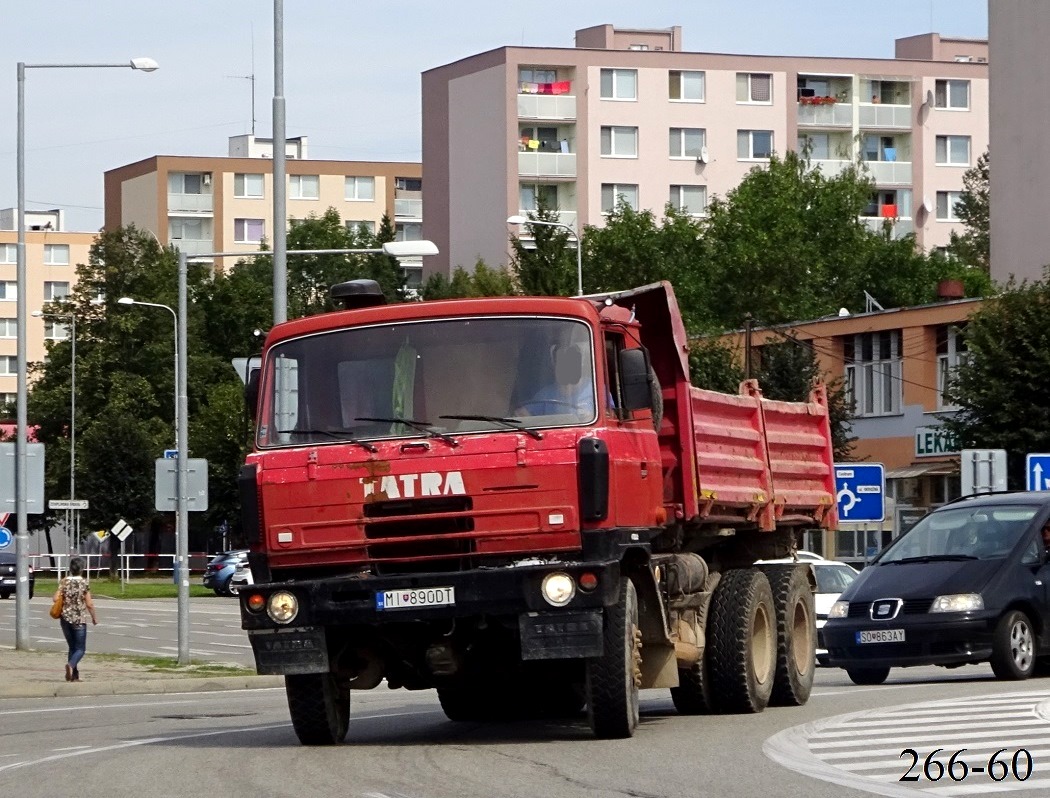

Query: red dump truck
[238,280,837,744]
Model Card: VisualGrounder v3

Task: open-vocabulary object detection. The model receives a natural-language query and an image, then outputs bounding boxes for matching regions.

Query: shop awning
[885,462,958,479]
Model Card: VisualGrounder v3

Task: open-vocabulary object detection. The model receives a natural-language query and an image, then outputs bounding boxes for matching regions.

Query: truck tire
[285,673,349,745]
[586,577,641,738]
[768,565,816,707]
[845,666,890,685]
[990,610,1036,680]
[707,568,776,714]
[670,656,712,715]
[649,367,664,431]
[436,686,495,722]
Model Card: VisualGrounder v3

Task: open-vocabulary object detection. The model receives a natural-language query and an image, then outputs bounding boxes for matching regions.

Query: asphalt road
[4,663,1050,798]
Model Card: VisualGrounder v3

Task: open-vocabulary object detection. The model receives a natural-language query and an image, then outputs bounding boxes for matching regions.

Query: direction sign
[48,499,89,510]
[155,458,209,512]
[110,518,134,542]
[962,449,1008,495]
[834,463,885,523]
[0,527,11,550]
[0,443,46,514]
[1027,453,1050,491]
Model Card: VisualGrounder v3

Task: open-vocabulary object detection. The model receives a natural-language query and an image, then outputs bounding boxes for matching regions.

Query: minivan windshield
[878,504,1040,563]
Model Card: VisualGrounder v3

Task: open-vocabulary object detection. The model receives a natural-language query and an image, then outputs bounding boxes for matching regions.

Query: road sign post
[834,463,886,523]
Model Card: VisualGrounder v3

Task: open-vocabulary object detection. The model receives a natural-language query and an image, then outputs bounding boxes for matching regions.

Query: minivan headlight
[930,593,984,613]
[828,600,849,618]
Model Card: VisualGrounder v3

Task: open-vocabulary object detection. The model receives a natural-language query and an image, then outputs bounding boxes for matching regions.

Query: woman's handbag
[49,591,63,619]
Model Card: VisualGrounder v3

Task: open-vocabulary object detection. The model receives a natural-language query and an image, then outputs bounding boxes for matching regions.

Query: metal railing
[28,552,217,579]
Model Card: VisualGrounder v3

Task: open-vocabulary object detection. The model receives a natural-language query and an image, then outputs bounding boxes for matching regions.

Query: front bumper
[823,611,997,669]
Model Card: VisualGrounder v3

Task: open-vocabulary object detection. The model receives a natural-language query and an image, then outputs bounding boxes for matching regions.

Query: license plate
[1,577,14,585]
[376,586,455,610]
[857,629,906,644]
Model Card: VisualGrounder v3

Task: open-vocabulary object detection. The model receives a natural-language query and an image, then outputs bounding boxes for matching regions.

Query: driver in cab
[516,344,596,419]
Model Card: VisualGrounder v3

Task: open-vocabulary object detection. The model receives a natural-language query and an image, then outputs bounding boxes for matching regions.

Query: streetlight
[14,56,158,649]
[31,308,77,549]
[507,214,583,296]
[116,298,178,451]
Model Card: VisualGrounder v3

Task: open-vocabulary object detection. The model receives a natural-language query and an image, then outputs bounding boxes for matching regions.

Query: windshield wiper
[355,417,459,448]
[276,428,378,453]
[885,554,979,564]
[439,414,544,440]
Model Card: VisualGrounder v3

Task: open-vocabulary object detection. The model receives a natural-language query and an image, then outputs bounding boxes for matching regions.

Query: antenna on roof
[226,26,256,135]
[864,290,885,313]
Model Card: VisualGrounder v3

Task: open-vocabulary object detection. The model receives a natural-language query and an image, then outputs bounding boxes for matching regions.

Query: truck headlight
[541,572,576,607]
[267,590,299,623]
[828,600,849,619]
[930,593,984,613]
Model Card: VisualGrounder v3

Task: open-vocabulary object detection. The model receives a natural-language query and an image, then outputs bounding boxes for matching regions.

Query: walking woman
[54,557,98,682]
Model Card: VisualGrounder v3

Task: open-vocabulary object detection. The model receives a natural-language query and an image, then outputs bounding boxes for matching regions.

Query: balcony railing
[863,160,913,185]
[394,198,423,219]
[171,238,215,255]
[517,94,576,120]
[862,217,914,239]
[810,159,854,178]
[167,192,213,213]
[858,104,913,129]
[514,210,577,229]
[797,103,853,127]
[518,151,576,178]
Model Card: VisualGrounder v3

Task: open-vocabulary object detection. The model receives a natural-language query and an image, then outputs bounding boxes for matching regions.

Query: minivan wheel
[846,666,890,685]
[990,610,1036,680]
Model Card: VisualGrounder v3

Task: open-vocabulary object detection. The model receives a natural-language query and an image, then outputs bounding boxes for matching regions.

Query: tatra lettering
[362,471,466,499]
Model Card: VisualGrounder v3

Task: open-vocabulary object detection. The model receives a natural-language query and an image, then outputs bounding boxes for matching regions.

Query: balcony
[862,217,914,239]
[810,159,854,178]
[517,94,576,121]
[170,238,215,256]
[797,102,853,127]
[518,151,576,179]
[514,210,577,229]
[394,198,422,220]
[864,160,912,185]
[858,104,913,129]
[167,192,213,214]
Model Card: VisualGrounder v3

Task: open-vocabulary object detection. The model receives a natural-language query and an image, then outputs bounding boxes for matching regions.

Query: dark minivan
[824,492,1050,685]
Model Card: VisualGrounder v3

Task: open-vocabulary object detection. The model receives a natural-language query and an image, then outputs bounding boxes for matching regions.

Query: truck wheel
[707,569,776,714]
[768,565,816,706]
[670,656,712,715]
[436,686,494,722]
[649,367,664,431]
[285,673,349,745]
[586,577,641,738]
[990,610,1036,680]
[846,666,890,685]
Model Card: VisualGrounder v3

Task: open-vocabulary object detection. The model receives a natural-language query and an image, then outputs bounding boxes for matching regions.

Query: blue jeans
[60,619,87,672]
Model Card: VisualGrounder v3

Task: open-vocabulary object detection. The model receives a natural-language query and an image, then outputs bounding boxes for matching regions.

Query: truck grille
[363,496,475,574]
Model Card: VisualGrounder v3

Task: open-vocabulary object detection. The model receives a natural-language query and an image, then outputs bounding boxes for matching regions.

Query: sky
[0,0,988,232]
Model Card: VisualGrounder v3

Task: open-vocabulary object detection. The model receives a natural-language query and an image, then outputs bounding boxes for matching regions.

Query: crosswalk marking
[766,689,1050,798]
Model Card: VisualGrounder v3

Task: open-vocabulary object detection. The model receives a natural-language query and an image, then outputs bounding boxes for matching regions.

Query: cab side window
[604,332,624,414]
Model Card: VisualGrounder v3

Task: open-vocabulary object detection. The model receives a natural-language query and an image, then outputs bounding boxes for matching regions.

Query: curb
[0,675,284,700]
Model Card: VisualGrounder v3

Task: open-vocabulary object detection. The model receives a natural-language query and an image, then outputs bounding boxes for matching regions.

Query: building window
[669,70,704,101]
[737,130,774,160]
[0,282,16,301]
[936,191,964,222]
[168,172,209,194]
[736,72,772,103]
[0,244,15,264]
[44,281,70,301]
[844,331,902,417]
[600,68,637,100]
[669,185,707,216]
[346,220,376,236]
[395,222,422,242]
[43,244,70,265]
[934,79,969,110]
[864,189,911,218]
[519,67,556,85]
[395,177,422,192]
[937,324,968,409]
[519,183,559,212]
[669,127,706,159]
[170,217,210,242]
[935,135,970,166]
[0,393,13,407]
[234,173,265,198]
[798,133,831,160]
[0,356,16,375]
[289,175,319,200]
[44,320,70,340]
[600,126,638,158]
[234,218,266,243]
[345,176,375,201]
[0,319,16,338]
[600,184,639,213]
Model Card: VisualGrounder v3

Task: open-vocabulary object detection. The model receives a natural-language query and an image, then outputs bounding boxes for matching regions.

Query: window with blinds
[737,72,772,103]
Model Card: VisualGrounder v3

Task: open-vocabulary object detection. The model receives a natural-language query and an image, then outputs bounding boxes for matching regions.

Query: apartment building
[0,208,93,407]
[103,136,425,285]
[422,24,988,277]
[719,289,980,563]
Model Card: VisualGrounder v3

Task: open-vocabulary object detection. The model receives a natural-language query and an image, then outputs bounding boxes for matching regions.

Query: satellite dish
[838,308,850,317]
[697,146,709,165]
[924,88,934,106]
[922,196,933,214]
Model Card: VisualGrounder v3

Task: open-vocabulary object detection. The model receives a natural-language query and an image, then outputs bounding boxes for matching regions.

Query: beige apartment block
[104,136,424,284]
[0,209,93,405]
[422,24,988,277]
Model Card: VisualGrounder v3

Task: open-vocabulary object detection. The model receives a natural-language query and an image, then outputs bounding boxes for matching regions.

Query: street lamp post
[31,309,77,548]
[506,215,583,296]
[115,298,178,452]
[14,57,158,649]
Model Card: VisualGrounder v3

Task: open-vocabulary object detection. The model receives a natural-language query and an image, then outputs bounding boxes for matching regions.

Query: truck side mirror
[245,368,260,422]
[619,347,652,412]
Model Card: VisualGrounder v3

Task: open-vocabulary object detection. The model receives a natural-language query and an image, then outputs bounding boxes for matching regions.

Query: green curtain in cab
[391,341,417,432]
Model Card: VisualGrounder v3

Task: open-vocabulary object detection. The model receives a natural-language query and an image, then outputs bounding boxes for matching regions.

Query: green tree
[510,201,578,296]
[687,338,744,393]
[943,273,1050,488]
[948,150,990,272]
[421,260,516,299]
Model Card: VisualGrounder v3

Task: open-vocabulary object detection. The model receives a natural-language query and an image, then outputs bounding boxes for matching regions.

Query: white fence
[28,552,216,579]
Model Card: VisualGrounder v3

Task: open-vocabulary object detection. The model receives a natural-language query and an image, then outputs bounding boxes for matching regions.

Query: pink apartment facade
[422,25,989,278]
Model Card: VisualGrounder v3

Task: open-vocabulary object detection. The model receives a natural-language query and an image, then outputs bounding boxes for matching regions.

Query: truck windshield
[256,316,597,447]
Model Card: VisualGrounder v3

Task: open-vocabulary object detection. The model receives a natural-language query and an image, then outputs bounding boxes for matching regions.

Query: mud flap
[249,626,329,674]
[520,610,604,660]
